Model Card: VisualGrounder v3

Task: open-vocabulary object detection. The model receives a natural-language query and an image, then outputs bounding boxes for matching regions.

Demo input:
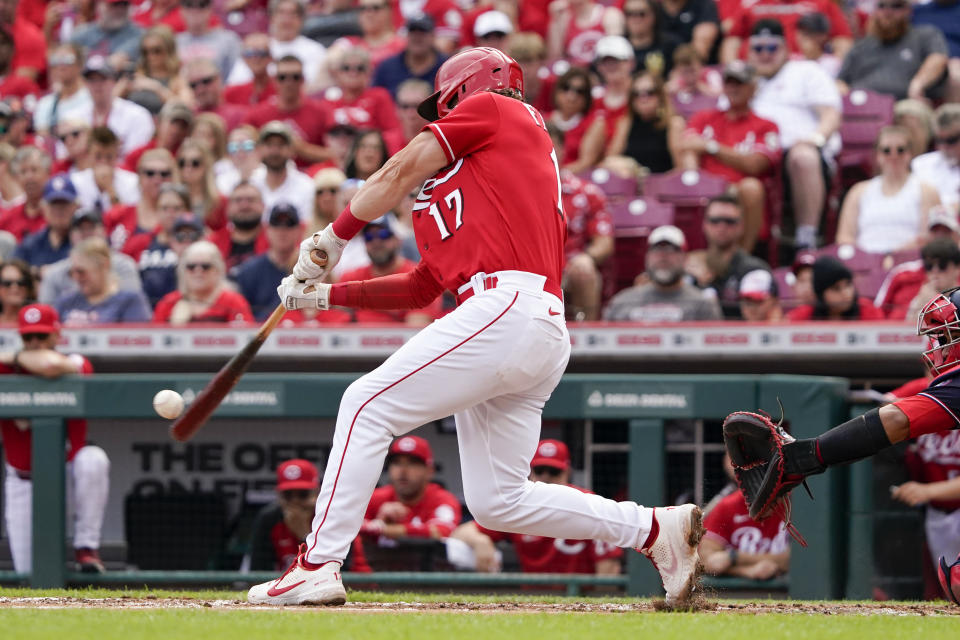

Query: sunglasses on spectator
[69,267,89,277]
[58,129,83,143]
[751,43,780,54]
[281,489,313,501]
[174,230,202,243]
[142,168,173,178]
[558,84,589,96]
[359,3,389,11]
[531,466,563,477]
[143,46,166,56]
[185,263,214,272]
[189,75,216,90]
[880,145,907,156]
[316,187,338,195]
[625,9,650,17]
[21,333,51,342]
[706,216,740,226]
[243,49,270,58]
[631,88,657,99]
[182,0,211,8]
[179,158,203,169]
[340,64,368,73]
[0,278,26,288]
[876,1,907,8]
[363,228,393,242]
[276,72,303,82]
[49,54,77,66]
[227,140,256,154]
[937,132,960,146]
[397,101,421,110]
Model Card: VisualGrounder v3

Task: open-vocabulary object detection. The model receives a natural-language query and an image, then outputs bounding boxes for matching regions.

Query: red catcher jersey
[703,489,789,554]
[0,355,93,472]
[363,483,462,538]
[905,430,960,512]
[686,109,781,183]
[477,484,623,573]
[420,92,567,293]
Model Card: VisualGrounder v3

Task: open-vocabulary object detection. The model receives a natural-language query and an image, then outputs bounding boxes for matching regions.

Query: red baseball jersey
[727,0,852,55]
[224,81,277,107]
[363,483,462,538]
[104,204,149,253]
[686,109,780,183]
[420,92,567,294]
[905,429,960,512]
[703,489,789,554]
[0,355,92,472]
[321,86,403,154]
[894,364,960,439]
[246,98,333,147]
[267,519,302,573]
[560,170,613,259]
[477,484,623,573]
[340,260,444,323]
[152,289,254,323]
[0,203,46,241]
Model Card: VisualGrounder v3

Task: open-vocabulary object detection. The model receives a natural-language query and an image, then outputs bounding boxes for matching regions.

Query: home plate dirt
[0,597,956,616]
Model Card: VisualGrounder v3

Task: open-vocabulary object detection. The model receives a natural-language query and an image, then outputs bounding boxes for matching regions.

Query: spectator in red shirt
[52,119,91,175]
[701,486,789,579]
[132,0,219,32]
[546,0,624,67]
[394,79,431,148]
[0,145,50,241]
[451,439,624,575]
[0,25,38,101]
[208,180,269,275]
[680,60,781,252]
[548,66,594,168]
[877,237,960,321]
[184,57,248,132]
[333,0,405,72]
[3,0,47,81]
[721,0,853,63]
[104,148,178,253]
[123,100,194,173]
[786,255,885,321]
[224,33,277,107]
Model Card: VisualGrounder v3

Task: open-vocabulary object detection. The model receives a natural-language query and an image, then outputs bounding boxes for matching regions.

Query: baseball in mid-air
[153,389,184,420]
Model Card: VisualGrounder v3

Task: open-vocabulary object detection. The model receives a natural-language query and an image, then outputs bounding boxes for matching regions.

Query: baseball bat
[169,250,327,442]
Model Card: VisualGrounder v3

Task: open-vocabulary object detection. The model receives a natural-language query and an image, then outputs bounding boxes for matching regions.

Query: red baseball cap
[18,304,60,335]
[276,459,319,491]
[388,435,433,467]
[530,439,570,471]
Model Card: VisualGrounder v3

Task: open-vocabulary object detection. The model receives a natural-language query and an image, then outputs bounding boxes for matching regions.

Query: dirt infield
[0,596,956,615]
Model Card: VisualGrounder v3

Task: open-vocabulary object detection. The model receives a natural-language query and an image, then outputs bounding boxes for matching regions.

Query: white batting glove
[292,225,346,281]
[277,275,331,310]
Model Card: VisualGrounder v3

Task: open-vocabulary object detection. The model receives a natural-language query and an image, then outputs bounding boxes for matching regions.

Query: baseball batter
[251,47,704,607]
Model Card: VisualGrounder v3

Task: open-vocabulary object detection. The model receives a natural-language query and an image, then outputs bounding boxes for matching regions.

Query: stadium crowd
[0,0,956,326]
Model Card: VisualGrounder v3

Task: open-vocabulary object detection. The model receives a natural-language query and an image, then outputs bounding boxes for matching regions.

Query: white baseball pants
[304,272,654,564]
[926,506,960,571]
[4,445,110,573]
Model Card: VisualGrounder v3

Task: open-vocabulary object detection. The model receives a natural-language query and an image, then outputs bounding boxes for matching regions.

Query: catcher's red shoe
[938,553,960,606]
[74,548,105,573]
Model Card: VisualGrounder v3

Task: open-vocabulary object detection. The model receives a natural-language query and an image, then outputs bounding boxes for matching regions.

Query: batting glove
[292,225,346,282]
[277,275,331,311]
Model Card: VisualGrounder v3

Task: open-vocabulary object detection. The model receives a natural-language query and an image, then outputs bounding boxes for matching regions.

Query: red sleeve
[894,394,957,439]
[858,298,885,320]
[226,291,254,321]
[404,490,462,538]
[365,487,387,520]
[752,120,781,164]
[824,1,853,37]
[152,293,178,322]
[584,184,613,239]
[726,8,749,38]
[206,196,228,231]
[702,494,737,545]
[426,92,501,164]
[889,377,931,400]
[786,305,814,321]
[330,261,445,310]
[687,111,708,133]
[591,540,624,562]
[474,522,509,543]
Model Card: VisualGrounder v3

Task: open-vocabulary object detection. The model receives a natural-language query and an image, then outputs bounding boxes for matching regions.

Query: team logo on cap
[283,465,302,480]
[23,307,41,324]
[398,437,417,452]
[538,442,557,457]
[52,177,65,190]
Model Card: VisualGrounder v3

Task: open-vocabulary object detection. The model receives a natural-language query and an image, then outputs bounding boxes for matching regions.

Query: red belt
[456,275,564,305]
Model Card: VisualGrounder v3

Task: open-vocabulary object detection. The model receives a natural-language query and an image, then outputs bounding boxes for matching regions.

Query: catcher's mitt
[722,406,811,546]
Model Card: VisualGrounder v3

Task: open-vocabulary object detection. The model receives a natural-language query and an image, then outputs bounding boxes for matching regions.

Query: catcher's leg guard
[939,553,960,606]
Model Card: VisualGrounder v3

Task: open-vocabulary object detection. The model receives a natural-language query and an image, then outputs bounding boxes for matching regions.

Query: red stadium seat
[671,92,720,121]
[837,90,895,189]
[772,266,801,311]
[610,197,675,293]
[643,170,730,250]
[578,168,640,204]
[816,243,889,299]
[841,89,895,123]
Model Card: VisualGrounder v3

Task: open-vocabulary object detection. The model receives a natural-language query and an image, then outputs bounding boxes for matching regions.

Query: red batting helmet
[918,286,960,376]
[938,552,960,606]
[417,47,524,122]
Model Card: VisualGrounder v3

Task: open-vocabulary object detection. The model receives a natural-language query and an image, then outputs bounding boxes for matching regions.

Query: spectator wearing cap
[235,202,311,320]
[686,195,771,318]
[175,0,241,81]
[372,14,446,99]
[245,55,334,169]
[0,146,50,241]
[604,225,722,321]
[249,121,316,224]
[55,236,151,325]
[912,104,960,213]
[102,148,178,256]
[76,56,155,160]
[71,126,141,214]
[322,47,404,155]
[0,25,37,101]
[392,79,432,148]
[122,100,194,173]
[793,12,840,78]
[183,57,248,132]
[738,268,782,322]
[747,18,841,251]
[786,255,884,321]
[605,69,682,174]
[358,436,461,557]
[680,61,780,252]
[836,125,941,254]
[876,236,960,320]
[209,181,268,276]
[473,10,512,52]
[69,0,143,70]
[310,167,347,235]
[244,459,324,573]
[152,240,254,324]
[665,44,723,104]
[14,174,80,268]
[38,208,142,306]
[721,0,851,63]
[658,0,720,65]
[224,33,277,107]
[33,43,90,137]
[451,439,624,575]
[227,0,329,92]
[0,258,34,325]
[338,215,442,326]
[546,0,624,67]
[837,0,948,101]
[623,0,682,77]
[50,119,91,175]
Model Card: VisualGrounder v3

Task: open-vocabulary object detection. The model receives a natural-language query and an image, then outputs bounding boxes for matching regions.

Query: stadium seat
[578,167,639,204]
[816,244,889,299]
[841,89,895,123]
[610,197,675,292]
[772,266,800,311]
[670,92,719,120]
[837,90,895,190]
[643,170,730,250]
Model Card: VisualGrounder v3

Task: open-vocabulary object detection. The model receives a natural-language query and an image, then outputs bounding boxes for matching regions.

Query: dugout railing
[0,373,847,597]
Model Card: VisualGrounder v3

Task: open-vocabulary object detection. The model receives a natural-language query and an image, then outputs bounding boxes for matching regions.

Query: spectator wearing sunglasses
[0,258,34,325]
[184,57,248,132]
[116,25,191,105]
[912,104,960,212]
[720,0,851,63]
[209,181,269,276]
[450,439,623,575]
[0,146,50,241]
[393,78,432,147]
[217,126,261,194]
[836,125,940,254]
[102,148,178,255]
[75,56,155,160]
[49,119,91,175]
[876,235,960,320]
[223,33,277,107]
[244,459,325,573]
[176,137,228,231]
[55,236,151,325]
[69,0,144,69]
[38,208,143,306]
[547,67,594,168]
[175,0,241,81]
[152,240,253,324]
[33,43,90,137]
[371,14,445,100]
[837,0,947,101]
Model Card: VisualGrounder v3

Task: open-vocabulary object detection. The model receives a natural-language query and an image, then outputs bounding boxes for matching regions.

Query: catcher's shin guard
[939,553,960,606]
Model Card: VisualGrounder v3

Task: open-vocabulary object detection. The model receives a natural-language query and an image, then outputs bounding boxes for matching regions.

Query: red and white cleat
[638,504,704,607]
[74,548,105,574]
[248,545,347,606]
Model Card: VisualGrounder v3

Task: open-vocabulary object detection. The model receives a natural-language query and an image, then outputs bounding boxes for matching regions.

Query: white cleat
[639,504,704,607]
[248,546,347,606]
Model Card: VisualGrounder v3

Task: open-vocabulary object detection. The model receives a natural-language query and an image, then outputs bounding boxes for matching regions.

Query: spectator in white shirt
[33,43,91,137]
[77,55,156,160]
[71,126,140,213]
[912,103,960,213]
[248,120,315,224]
[748,18,841,251]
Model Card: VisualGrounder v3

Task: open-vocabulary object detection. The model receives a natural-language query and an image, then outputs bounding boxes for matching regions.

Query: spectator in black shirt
[371,14,445,99]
